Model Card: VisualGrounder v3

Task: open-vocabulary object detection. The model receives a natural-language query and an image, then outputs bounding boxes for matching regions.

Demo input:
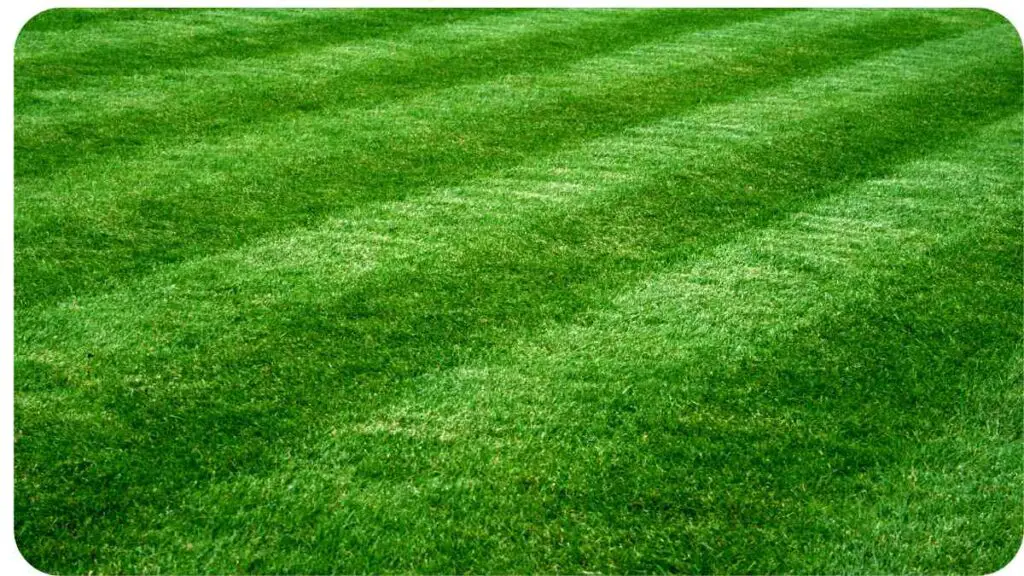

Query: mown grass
[13,8,1024,574]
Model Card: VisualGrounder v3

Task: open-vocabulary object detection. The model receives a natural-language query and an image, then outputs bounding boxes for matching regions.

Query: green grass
[13,8,1023,574]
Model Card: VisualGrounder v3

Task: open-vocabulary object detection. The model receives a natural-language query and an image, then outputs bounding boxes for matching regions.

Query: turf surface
[13,8,1024,573]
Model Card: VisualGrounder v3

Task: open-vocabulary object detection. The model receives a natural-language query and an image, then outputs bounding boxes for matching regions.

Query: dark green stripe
[15,9,497,89]
[14,9,774,180]
[14,11,996,309]
[15,31,1020,572]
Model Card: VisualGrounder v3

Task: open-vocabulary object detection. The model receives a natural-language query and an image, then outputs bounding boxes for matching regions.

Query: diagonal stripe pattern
[13,8,1024,574]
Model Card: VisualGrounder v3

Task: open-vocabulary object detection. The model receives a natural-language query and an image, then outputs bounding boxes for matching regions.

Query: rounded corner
[10,528,60,576]
[973,7,1024,58]
[983,534,1024,576]
[15,7,70,55]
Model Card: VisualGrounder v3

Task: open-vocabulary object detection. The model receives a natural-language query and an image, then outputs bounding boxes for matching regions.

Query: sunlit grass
[13,8,1023,573]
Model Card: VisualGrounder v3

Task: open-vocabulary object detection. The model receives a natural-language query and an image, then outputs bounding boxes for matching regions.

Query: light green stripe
[16,27,1013,365]
[16,10,662,132]
[18,10,1004,310]
[112,112,1023,575]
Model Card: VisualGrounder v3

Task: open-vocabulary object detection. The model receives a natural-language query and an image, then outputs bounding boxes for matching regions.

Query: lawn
[12,8,1024,574]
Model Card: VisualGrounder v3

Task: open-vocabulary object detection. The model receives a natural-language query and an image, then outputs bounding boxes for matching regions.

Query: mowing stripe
[361,113,1022,435]
[14,31,1020,569]
[15,9,771,180]
[16,25,1018,359]
[14,10,1022,572]
[170,113,1022,575]
[15,10,1000,309]
[30,110,1020,575]
[15,9,497,89]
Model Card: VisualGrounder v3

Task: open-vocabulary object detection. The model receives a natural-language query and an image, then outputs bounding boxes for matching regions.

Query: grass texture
[13,8,1024,574]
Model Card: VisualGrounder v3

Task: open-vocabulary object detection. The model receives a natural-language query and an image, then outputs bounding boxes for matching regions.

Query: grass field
[13,8,1024,574]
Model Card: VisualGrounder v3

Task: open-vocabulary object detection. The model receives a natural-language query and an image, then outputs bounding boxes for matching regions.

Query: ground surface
[13,8,1024,574]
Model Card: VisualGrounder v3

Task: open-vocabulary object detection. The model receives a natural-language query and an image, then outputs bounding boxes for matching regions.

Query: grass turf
[13,8,1024,574]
